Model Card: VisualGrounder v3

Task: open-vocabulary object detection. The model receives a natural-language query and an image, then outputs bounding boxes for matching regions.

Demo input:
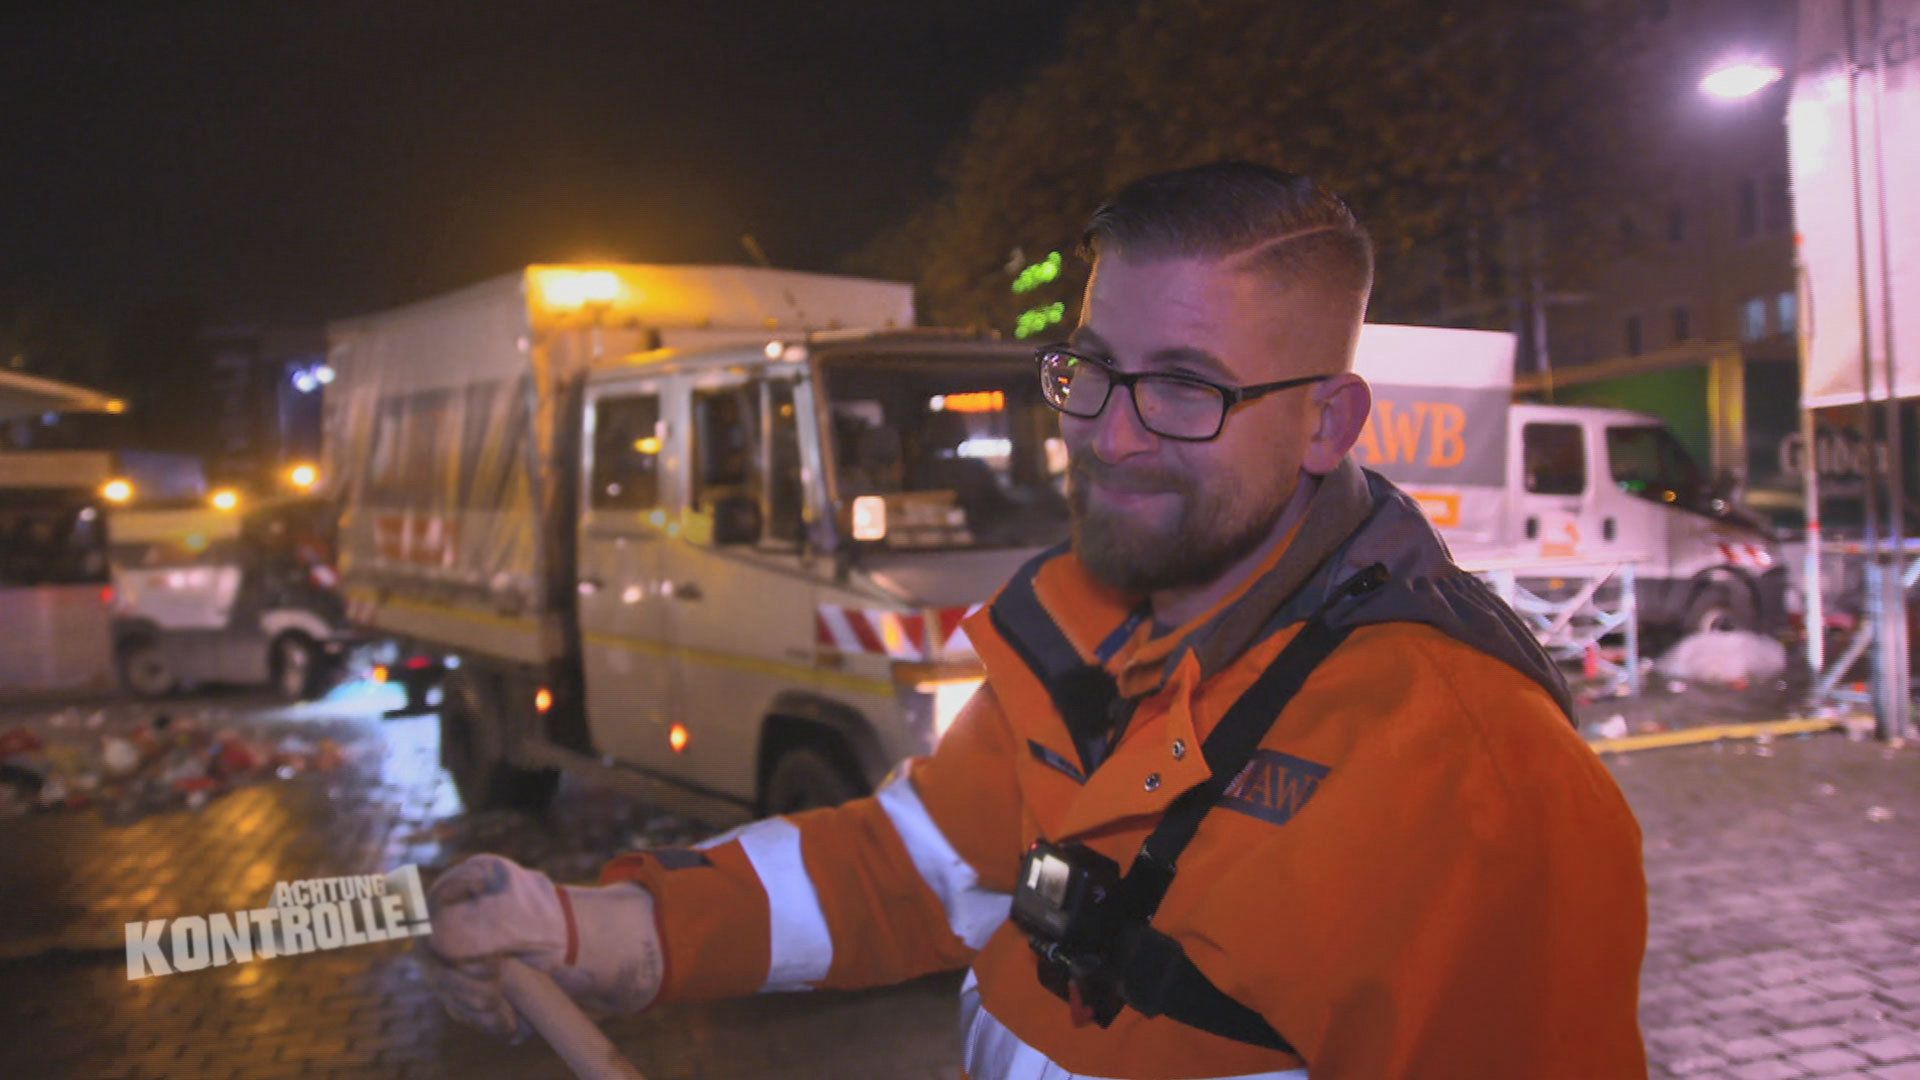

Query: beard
[1067,452,1294,595]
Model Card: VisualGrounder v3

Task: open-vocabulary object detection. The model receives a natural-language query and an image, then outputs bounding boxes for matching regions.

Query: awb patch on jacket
[1220,750,1330,826]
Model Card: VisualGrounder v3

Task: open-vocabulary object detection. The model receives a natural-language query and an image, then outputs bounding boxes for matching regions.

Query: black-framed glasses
[1034,345,1331,441]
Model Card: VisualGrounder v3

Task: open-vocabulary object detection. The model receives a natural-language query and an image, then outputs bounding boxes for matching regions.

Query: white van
[109,496,352,699]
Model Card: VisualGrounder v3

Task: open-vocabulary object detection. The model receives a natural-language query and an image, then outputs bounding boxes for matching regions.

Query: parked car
[110,495,353,699]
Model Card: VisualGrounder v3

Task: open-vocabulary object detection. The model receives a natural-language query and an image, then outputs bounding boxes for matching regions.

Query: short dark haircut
[1080,162,1373,303]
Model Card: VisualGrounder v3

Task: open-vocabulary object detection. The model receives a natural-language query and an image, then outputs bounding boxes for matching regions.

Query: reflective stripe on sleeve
[715,817,833,992]
[958,971,1310,1080]
[876,773,1012,950]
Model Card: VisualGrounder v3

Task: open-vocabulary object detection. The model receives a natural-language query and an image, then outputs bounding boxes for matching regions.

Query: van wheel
[1685,583,1756,636]
[763,745,862,814]
[440,670,558,812]
[118,637,176,699]
[269,633,319,701]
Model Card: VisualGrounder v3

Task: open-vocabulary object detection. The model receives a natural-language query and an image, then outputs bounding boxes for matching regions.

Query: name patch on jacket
[1219,750,1330,826]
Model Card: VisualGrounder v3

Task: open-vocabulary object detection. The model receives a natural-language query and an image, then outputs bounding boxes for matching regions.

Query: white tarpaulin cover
[1791,0,1920,408]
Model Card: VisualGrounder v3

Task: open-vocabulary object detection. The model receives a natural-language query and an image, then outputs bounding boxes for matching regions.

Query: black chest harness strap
[992,555,1389,1056]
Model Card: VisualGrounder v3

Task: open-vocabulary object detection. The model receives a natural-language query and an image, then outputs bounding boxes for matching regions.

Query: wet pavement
[0,678,1914,1079]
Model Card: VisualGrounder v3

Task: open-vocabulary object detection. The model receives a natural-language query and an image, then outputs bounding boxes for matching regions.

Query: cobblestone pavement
[1608,732,1920,1080]
[0,681,1914,1079]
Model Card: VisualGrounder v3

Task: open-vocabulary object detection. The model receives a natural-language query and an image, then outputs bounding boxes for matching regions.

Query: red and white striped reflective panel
[815,604,980,660]
[1716,542,1774,569]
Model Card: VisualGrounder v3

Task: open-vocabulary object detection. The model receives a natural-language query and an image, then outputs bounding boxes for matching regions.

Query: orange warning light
[668,723,690,753]
[535,687,553,714]
[932,390,1005,414]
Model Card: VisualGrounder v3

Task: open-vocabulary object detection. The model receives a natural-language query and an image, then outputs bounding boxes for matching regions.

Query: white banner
[1791,0,1920,408]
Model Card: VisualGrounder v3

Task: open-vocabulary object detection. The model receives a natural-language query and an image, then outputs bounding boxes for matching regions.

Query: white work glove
[419,854,663,1043]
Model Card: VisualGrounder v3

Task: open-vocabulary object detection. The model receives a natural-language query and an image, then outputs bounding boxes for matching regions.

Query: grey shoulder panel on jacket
[1278,470,1576,722]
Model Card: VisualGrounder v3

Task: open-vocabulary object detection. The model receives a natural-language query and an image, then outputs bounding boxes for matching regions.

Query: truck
[1497,341,1796,634]
[1351,326,1786,639]
[327,266,1775,818]
[325,265,1049,818]
[0,451,115,691]
[0,370,146,692]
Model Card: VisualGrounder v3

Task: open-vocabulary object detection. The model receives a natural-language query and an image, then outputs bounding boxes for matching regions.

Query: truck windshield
[1606,425,1717,515]
[819,351,1071,550]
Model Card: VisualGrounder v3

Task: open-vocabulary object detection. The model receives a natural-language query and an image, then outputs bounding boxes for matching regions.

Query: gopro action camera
[1011,839,1128,1025]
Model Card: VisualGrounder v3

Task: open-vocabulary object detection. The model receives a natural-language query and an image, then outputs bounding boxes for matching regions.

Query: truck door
[661,370,818,801]
[1600,422,1716,624]
[576,382,676,766]
[1515,418,1597,558]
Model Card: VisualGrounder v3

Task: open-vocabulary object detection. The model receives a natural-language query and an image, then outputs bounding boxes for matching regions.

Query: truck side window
[766,381,805,544]
[1523,423,1586,496]
[591,394,663,510]
[691,384,761,514]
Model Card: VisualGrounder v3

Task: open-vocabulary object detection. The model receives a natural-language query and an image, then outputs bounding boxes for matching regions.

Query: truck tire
[269,632,319,702]
[762,744,864,814]
[1685,582,1757,636]
[440,669,559,812]
[118,637,176,699]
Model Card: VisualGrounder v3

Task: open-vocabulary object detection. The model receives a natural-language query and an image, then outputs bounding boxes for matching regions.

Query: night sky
[1,2,1081,326]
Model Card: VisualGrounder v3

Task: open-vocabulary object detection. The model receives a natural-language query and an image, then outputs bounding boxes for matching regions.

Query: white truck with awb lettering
[1350,325,1784,637]
[325,265,1068,819]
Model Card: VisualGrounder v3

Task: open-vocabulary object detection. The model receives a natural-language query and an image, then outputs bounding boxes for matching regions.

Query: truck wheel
[440,670,558,812]
[269,633,319,701]
[763,744,863,814]
[118,637,176,699]
[1685,583,1756,636]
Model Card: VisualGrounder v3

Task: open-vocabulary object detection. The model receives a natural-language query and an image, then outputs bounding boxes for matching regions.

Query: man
[424,163,1648,1078]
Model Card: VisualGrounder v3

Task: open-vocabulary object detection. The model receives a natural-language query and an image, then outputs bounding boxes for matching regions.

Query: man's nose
[1090,384,1159,462]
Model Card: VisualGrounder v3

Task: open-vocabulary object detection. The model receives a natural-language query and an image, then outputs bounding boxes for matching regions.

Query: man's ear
[1302,373,1372,475]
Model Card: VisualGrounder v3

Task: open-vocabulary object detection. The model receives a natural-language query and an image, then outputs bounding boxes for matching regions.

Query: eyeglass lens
[1040,351,1225,439]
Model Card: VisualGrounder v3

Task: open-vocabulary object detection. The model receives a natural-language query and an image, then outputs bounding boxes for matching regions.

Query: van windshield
[819,351,1071,550]
[1606,425,1718,515]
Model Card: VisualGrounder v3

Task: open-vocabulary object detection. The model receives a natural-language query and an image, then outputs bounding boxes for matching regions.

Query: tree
[851,0,1673,342]
[0,294,116,390]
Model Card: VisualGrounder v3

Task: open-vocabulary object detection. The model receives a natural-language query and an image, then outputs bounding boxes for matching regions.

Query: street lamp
[1700,59,1784,101]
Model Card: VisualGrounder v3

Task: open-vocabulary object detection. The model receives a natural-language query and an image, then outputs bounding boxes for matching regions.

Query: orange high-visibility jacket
[604,460,1648,1079]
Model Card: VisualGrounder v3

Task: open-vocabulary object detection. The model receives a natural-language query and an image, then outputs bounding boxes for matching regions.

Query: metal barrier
[1462,554,1648,697]
[1808,542,1920,710]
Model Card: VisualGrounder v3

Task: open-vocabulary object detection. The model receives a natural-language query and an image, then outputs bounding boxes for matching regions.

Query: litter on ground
[0,711,347,822]
[1654,631,1788,686]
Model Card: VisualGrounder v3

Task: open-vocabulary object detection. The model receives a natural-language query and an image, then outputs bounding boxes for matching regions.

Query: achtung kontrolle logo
[126,866,431,980]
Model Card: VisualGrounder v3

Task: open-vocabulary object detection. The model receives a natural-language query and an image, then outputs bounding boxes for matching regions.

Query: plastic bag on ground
[1651,630,1781,680]
[1654,631,1787,686]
